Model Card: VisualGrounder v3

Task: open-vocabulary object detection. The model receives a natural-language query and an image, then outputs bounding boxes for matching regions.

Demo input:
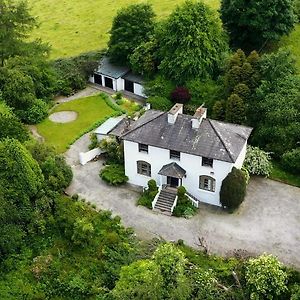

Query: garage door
[94,74,102,85]
[124,79,134,93]
[104,77,114,89]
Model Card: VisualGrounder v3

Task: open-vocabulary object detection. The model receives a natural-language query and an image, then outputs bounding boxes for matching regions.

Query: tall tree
[220,0,296,50]
[157,0,228,83]
[108,3,155,65]
[0,0,45,66]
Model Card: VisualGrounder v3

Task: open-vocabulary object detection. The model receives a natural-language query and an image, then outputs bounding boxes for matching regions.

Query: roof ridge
[121,111,165,138]
[208,119,235,163]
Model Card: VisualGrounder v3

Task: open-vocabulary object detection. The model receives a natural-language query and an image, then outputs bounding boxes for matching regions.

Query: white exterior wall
[133,83,146,97]
[89,76,95,83]
[234,141,247,169]
[116,78,124,91]
[124,140,237,206]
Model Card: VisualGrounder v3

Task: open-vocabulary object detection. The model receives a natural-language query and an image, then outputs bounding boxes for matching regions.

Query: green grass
[28,0,219,59]
[36,94,115,153]
[28,0,300,71]
[270,162,300,188]
[279,24,300,71]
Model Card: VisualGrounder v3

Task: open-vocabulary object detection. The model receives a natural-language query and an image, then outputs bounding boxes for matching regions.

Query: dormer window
[202,157,213,167]
[170,150,180,160]
[138,143,148,153]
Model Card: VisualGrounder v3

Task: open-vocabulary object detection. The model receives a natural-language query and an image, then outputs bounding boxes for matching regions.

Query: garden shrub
[99,137,124,164]
[220,167,247,209]
[88,133,98,150]
[100,164,128,185]
[24,99,48,124]
[53,50,103,96]
[245,254,288,300]
[137,179,158,208]
[243,146,272,177]
[147,96,173,111]
[173,186,197,218]
[281,148,300,174]
[171,87,191,103]
[115,92,123,100]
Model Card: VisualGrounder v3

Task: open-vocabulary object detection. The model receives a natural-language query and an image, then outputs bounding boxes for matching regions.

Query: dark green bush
[115,92,123,100]
[281,148,300,174]
[53,50,104,96]
[147,179,157,192]
[137,194,153,209]
[0,112,29,142]
[220,167,247,209]
[173,201,197,218]
[177,186,186,199]
[147,96,173,111]
[100,164,128,185]
[24,99,48,124]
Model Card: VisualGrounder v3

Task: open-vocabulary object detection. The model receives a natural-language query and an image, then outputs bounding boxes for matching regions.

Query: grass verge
[270,162,300,188]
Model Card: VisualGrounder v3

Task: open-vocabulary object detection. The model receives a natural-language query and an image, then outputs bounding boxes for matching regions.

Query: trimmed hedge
[281,148,300,174]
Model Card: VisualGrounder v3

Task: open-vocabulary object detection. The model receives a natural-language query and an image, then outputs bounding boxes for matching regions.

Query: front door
[167,176,179,188]
[104,77,113,89]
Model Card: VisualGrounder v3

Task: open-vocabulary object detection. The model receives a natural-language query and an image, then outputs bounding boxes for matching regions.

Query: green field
[28,0,218,58]
[36,94,115,153]
[28,0,299,69]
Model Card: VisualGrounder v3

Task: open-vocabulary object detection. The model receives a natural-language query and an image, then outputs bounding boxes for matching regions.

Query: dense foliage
[108,3,155,65]
[221,0,296,50]
[147,96,173,111]
[157,1,228,83]
[281,148,300,174]
[220,167,247,209]
[243,146,272,177]
[173,186,197,218]
[245,254,288,299]
[137,179,158,208]
[100,164,128,185]
[171,87,191,104]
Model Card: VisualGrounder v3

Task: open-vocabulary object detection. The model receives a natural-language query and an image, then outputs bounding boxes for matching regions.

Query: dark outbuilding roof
[158,162,186,178]
[122,71,144,84]
[120,110,252,163]
[96,57,129,79]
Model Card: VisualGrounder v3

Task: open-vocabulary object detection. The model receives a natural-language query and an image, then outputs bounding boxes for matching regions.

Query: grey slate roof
[120,110,253,163]
[96,57,129,79]
[158,162,186,178]
[122,71,144,84]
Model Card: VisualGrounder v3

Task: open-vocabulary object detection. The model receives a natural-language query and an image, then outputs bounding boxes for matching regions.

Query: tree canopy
[220,0,296,50]
[157,0,228,83]
[0,0,49,66]
[108,3,155,65]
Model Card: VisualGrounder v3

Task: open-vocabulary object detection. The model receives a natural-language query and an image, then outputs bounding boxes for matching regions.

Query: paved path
[65,136,300,268]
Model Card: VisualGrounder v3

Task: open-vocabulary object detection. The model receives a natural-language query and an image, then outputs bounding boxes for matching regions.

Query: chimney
[168,103,183,124]
[192,105,207,129]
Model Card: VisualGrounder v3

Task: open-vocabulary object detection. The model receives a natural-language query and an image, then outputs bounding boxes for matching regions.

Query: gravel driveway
[65,135,300,268]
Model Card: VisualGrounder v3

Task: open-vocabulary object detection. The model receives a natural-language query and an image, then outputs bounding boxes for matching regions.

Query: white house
[90,57,146,98]
[104,103,252,213]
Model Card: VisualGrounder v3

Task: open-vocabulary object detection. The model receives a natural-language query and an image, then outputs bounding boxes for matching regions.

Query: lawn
[36,94,116,153]
[270,162,300,188]
[28,0,218,59]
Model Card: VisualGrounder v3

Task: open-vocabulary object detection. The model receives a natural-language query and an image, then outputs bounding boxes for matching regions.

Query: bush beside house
[173,186,197,218]
[100,164,128,185]
[137,179,158,209]
[220,167,247,210]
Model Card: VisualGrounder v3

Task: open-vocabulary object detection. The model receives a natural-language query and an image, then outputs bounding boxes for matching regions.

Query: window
[199,176,215,192]
[170,150,180,160]
[137,161,151,177]
[138,143,148,153]
[202,157,213,167]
